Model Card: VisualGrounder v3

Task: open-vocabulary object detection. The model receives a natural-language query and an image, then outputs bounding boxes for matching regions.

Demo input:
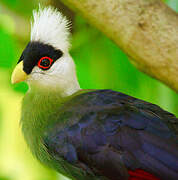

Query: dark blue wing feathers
[44,90,178,180]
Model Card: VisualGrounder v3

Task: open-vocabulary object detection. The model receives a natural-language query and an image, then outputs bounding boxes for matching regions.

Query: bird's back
[43,90,178,180]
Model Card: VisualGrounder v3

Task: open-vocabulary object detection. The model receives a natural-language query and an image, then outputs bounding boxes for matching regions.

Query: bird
[11,6,178,180]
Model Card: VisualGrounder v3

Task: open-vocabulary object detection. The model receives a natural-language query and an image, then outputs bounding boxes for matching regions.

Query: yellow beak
[11,61,28,84]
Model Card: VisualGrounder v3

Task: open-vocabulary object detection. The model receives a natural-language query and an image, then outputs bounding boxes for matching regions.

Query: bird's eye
[38,57,53,70]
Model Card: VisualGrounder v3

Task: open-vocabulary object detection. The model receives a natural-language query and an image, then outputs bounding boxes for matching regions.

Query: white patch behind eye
[31,6,71,53]
[28,54,80,97]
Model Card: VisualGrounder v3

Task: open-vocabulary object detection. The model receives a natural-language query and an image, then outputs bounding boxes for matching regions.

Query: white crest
[31,6,70,52]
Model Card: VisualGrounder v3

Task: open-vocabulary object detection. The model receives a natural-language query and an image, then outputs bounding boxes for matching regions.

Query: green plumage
[21,86,96,180]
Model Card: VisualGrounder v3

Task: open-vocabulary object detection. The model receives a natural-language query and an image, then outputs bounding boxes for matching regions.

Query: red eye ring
[38,56,53,69]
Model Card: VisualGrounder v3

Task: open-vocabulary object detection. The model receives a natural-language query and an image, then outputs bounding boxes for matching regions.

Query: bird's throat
[21,85,72,129]
[20,84,80,157]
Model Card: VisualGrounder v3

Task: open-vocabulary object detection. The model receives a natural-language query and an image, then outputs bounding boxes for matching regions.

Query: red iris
[38,56,53,70]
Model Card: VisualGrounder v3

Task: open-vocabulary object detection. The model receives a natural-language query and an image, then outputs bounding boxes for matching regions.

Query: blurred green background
[0,0,177,180]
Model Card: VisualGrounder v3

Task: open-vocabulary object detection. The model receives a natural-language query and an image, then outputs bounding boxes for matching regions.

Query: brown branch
[60,0,178,92]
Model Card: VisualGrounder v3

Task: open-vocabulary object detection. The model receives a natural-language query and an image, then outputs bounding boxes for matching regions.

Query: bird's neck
[20,83,80,157]
[21,82,80,128]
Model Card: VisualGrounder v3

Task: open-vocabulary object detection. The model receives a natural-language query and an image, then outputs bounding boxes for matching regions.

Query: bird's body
[21,87,178,180]
[11,6,178,180]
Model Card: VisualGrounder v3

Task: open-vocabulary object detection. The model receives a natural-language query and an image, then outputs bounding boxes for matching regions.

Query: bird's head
[11,6,80,96]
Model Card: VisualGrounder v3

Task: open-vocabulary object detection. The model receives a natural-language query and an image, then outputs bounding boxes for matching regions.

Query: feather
[31,6,70,52]
[40,90,178,180]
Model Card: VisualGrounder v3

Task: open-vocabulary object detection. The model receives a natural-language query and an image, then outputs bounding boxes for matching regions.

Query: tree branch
[60,0,178,92]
